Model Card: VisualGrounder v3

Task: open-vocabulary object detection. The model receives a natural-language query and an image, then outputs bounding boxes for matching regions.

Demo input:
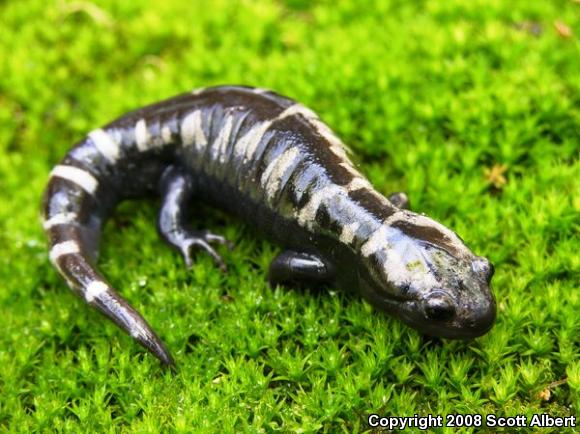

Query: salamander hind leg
[388,192,410,210]
[158,166,233,272]
[268,250,333,288]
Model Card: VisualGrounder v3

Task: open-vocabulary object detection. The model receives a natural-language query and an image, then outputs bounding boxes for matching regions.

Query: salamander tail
[43,164,175,368]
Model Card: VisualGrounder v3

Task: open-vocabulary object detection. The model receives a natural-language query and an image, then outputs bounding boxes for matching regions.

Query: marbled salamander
[43,85,496,367]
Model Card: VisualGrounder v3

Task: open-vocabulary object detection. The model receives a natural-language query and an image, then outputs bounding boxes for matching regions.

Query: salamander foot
[268,250,333,288]
[388,192,410,210]
[176,231,232,272]
[158,165,233,272]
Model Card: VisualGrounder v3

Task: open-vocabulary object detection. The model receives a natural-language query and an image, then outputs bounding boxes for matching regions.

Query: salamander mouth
[357,273,496,339]
[360,288,496,339]
[396,299,496,339]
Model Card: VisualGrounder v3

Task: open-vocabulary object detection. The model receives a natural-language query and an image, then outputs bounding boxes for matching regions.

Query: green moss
[0,0,578,431]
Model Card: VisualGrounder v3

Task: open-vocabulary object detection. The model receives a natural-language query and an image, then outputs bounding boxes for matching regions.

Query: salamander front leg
[268,250,333,288]
[158,166,232,272]
[388,192,410,210]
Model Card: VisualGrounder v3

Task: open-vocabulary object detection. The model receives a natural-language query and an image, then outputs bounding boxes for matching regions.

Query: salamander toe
[180,230,232,272]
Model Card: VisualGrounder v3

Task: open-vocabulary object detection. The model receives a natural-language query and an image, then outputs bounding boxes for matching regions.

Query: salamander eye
[472,257,494,282]
[423,293,456,322]
[487,262,495,281]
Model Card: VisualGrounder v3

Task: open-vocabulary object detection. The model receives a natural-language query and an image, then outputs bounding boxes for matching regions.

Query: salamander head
[357,211,496,339]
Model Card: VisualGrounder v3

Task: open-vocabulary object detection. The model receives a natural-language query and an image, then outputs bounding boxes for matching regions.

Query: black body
[43,86,496,367]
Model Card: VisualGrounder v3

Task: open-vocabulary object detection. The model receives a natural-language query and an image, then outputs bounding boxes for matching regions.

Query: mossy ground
[1,0,578,432]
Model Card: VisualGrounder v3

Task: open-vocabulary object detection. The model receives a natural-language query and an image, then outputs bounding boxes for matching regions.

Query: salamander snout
[467,296,496,335]
[416,287,496,338]
[423,292,456,322]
